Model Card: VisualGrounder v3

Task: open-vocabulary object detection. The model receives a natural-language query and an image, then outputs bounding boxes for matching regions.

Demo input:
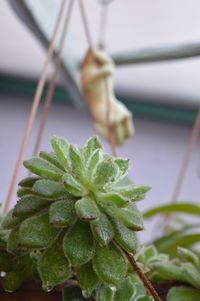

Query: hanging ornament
[81,47,134,145]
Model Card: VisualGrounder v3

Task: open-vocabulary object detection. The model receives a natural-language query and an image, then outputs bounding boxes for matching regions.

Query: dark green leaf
[17,187,32,198]
[112,219,138,253]
[13,195,51,218]
[91,212,114,247]
[1,209,22,230]
[38,232,71,290]
[24,158,64,181]
[32,179,69,199]
[18,176,40,187]
[19,212,60,248]
[2,271,22,291]
[39,151,66,171]
[49,199,77,227]
[114,278,134,301]
[75,196,100,221]
[63,286,93,301]
[93,242,127,287]
[7,227,20,253]
[0,252,13,272]
[63,220,95,266]
[77,261,100,297]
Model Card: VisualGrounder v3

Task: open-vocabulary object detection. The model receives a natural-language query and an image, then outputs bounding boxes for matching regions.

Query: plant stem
[123,249,163,301]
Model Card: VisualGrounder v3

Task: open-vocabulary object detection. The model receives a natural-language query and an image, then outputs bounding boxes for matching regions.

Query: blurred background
[1,0,200,242]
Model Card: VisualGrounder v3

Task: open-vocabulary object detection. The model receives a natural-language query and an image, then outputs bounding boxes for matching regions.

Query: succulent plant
[1,136,150,297]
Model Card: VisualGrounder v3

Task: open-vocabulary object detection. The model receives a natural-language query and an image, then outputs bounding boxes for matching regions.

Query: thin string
[163,108,200,229]
[32,0,75,157]
[3,0,67,214]
[79,0,117,156]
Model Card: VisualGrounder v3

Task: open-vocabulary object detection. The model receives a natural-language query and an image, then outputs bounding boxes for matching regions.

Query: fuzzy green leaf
[51,136,70,169]
[90,212,114,247]
[93,242,127,287]
[13,195,51,218]
[49,199,77,227]
[24,158,64,181]
[19,212,60,248]
[96,191,129,206]
[7,227,20,253]
[69,144,83,180]
[77,261,100,297]
[1,209,22,230]
[63,220,95,266]
[75,196,100,221]
[2,271,22,291]
[86,149,102,180]
[18,176,40,188]
[32,179,69,199]
[114,158,130,178]
[167,286,200,301]
[17,187,32,198]
[63,173,87,197]
[112,219,138,253]
[114,278,134,301]
[38,232,71,290]
[92,159,119,189]
[104,204,143,231]
[39,151,66,171]
[84,136,103,162]
[116,185,151,201]
[95,285,115,301]
[182,262,200,289]
[149,262,183,282]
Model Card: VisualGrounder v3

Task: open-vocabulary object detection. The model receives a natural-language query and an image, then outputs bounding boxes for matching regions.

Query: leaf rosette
[2,136,150,295]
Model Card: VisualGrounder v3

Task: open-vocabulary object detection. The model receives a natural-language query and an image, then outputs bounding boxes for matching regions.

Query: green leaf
[96,191,129,207]
[63,173,87,197]
[39,151,66,171]
[1,209,22,229]
[17,187,32,198]
[49,199,77,227]
[92,159,119,189]
[149,262,183,282]
[51,136,70,169]
[63,286,93,301]
[143,203,200,219]
[24,158,64,181]
[77,261,100,297]
[13,195,51,218]
[75,196,100,221]
[19,212,60,248]
[112,219,138,253]
[2,271,22,291]
[69,144,83,180]
[114,158,130,178]
[95,285,115,301]
[104,204,143,231]
[18,176,40,187]
[0,252,13,272]
[116,185,151,201]
[38,232,71,290]
[114,278,134,301]
[90,212,114,247]
[32,179,69,199]
[167,286,200,301]
[7,227,20,253]
[93,242,127,287]
[63,220,95,266]
[178,247,199,267]
[182,262,200,289]
[86,149,102,180]
[84,136,103,162]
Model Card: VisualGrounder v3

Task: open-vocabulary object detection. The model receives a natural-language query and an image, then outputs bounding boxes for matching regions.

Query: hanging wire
[79,0,117,156]
[3,0,67,214]
[32,0,75,157]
